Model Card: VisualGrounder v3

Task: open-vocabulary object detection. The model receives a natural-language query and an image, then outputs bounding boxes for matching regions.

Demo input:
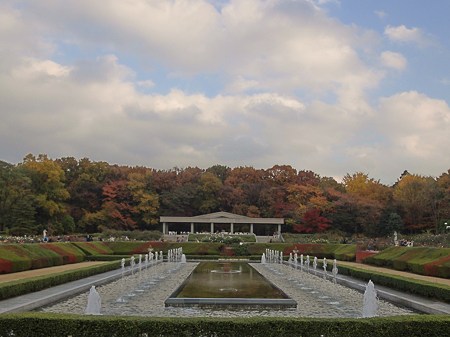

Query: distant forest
[1,154,449,237]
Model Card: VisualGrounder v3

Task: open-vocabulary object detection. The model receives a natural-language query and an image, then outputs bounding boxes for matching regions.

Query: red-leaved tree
[293,208,331,233]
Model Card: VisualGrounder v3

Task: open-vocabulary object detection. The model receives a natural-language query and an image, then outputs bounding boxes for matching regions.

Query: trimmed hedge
[0,314,448,337]
[336,264,450,303]
[246,243,356,261]
[0,242,354,269]
[0,261,120,301]
[71,242,114,256]
[188,233,257,243]
[0,243,86,274]
[186,255,261,261]
[364,247,450,278]
[103,241,227,256]
[100,242,356,261]
[0,245,34,273]
[103,241,162,255]
[84,255,129,261]
[178,242,225,255]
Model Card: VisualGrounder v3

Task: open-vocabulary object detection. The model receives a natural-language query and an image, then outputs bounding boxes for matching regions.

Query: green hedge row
[0,313,448,337]
[0,242,355,275]
[0,261,120,301]
[71,242,114,256]
[336,264,450,303]
[100,242,356,260]
[5,243,449,281]
[364,247,450,278]
[188,233,257,243]
[84,255,128,261]
[186,255,261,261]
[243,243,356,261]
[0,244,85,274]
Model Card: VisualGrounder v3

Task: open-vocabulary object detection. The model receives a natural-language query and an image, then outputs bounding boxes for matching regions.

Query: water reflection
[173,261,288,299]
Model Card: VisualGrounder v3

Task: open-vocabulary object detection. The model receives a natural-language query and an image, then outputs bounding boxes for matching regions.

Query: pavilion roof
[160,211,284,224]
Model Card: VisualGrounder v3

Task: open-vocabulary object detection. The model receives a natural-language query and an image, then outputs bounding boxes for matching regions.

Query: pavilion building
[160,211,284,238]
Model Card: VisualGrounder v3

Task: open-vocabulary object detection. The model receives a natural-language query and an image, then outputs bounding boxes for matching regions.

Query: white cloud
[380,51,407,70]
[374,92,450,172]
[1,1,449,185]
[11,58,72,80]
[0,53,294,160]
[317,0,339,4]
[226,76,260,93]
[339,91,450,183]
[20,0,380,105]
[379,91,450,134]
[1,53,447,184]
[384,25,426,45]
[374,10,387,19]
[136,80,155,89]
[0,3,54,71]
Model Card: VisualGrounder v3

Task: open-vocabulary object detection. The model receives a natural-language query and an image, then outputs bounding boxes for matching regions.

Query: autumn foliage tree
[293,208,331,233]
[20,154,70,234]
[0,153,448,237]
[393,174,439,231]
[0,161,36,233]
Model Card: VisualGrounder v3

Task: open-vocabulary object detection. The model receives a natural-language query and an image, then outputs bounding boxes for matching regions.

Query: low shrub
[189,233,256,243]
[41,243,85,264]
[0,261,120,301]
[423,255,450,278]
[0,243,88,274]
[282,231,347,244]
[99,229,162,241]
[229,243,250,256]
[0,258,13,274]
[71,242,113,256]
[175,242,211,255]
[85,255,128,261]
[21,244,62,269]
[0,313,448,337]
[0,245,32,273]
[330,244,357,261]
[364,247,450,278]
[104,241,155,255]
[337,264,450,303]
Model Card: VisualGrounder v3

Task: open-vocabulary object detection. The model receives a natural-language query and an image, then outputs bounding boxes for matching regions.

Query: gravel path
[40,262,414,318]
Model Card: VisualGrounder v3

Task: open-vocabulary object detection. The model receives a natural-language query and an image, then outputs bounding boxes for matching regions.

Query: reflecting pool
[39,262,415,318]
[165,261,296,308]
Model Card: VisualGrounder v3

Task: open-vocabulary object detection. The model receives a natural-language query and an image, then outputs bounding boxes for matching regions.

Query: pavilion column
[162,222,166,235]
[278,224,281,237]
[230,223,234,234]
[190,222,194,234]
[250,223,254,234]
[210,222,214,234]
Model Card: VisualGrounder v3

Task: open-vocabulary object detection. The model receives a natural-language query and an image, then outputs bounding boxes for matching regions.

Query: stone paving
[39,262,414,318]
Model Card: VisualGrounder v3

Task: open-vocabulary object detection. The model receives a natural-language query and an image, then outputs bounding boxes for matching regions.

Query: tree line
[0,154,449,237]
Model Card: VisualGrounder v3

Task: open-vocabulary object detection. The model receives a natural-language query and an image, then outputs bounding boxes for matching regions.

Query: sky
[1,0,449,185]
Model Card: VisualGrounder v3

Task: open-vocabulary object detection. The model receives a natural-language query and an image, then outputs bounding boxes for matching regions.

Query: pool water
[165,261,297,308]
[173,261,289,299]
